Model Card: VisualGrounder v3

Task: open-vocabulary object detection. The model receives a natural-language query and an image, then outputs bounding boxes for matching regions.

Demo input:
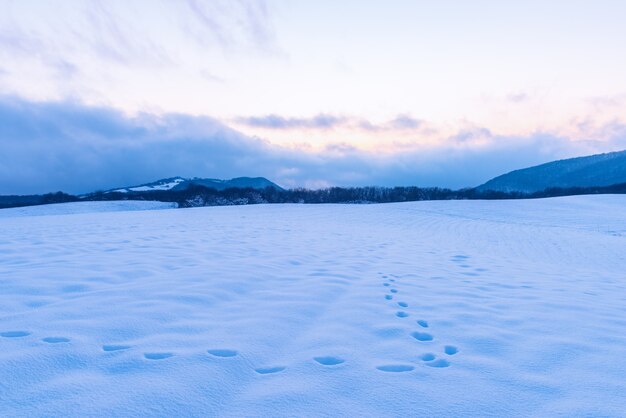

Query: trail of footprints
[1,270,459,375]
[376,272,459,372]
[0,330,344,375]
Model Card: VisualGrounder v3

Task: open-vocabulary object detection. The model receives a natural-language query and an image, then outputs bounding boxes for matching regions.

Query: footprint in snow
[444,345,458,355]
[313,356,345,366]
[411,332,434,342]
[255,366,286,375]
[144,352,174,360]
[103,345,131,352]
[425,359,450,368]
[420,353,451,368]
[416,320,429,328]
[397,302,408,308]
[396,311,409,318]
[208,349,238,358]
[384,295,393,300]
[0,331,31,338]
[376,364,414,372]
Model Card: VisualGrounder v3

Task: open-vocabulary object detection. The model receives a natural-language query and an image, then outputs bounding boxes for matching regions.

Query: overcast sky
[1,0,626,193]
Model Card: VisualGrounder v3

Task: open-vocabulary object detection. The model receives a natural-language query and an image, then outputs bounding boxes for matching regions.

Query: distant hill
[109,176,283,194]
[477,150,626,193]
[0,192,77,209]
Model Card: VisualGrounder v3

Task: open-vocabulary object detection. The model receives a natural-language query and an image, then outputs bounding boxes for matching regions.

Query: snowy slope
[110,176,282,194]
[477,149,626,193]
[0,201,177,218]
[1,196,625,417]
[112,177,187,193]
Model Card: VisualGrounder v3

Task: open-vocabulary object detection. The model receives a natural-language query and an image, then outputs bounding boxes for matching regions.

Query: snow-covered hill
[478,149,626,193]
[0,201,177,218]
[110,176,282,194]
[1,196,625,416]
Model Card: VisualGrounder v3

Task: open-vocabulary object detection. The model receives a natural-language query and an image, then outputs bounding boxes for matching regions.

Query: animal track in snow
[425,359,450,368]
[313,356,345,366]
[377,274,458,369]
[376,364,414,372]
[444,345,458,355]
[1,331,30,338]
[208,349,238,358]
[419,353,450,368]
[255,366,286,375]
[103,345,131,352]
[411,332,434,342]
[144,352,174,360]
[42,337,70,343]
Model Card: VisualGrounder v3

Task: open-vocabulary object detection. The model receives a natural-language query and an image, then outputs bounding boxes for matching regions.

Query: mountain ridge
[109,176,283,194]
[477,150,626,193]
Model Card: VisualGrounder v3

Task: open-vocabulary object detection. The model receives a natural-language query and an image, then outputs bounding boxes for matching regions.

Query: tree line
[84,182,626,208]
[2,183,625,209]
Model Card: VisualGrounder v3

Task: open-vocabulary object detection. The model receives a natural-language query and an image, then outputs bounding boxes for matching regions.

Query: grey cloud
[183,0,276,51]
[388,114,422,130]
[0,2,172,83]
[78,2,172,67]
[449,127,493,144]
[235,114,347,129]
[0,27,76,78]
[236,113,424,132]
[586,93,626,109]
[1,96,625,195]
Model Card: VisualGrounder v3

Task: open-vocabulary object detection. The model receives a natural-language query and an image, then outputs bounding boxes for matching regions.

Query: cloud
[586,93,626,109]
[235,113,424,132]
[1,96,625,195]
[388,114,422,130]
[235,114,347,130]
[0,26,80,79]
[79,2,172,67]
[183,0,276,51]
[506,92,528,103]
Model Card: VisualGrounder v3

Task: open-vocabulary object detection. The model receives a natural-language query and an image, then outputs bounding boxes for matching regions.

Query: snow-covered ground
[0,201,176,218]
[114,178,186,193]
[1,196,625,417]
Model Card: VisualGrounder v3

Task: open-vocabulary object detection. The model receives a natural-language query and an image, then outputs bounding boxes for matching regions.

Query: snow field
[0,197,625,417]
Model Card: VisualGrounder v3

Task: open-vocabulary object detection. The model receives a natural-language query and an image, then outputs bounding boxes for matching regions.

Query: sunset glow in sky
[1,0,626,192]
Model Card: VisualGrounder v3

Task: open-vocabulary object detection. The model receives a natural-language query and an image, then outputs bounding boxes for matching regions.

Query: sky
[1,0,626,194]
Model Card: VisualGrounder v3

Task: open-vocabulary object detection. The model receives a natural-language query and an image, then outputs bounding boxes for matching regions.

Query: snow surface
[114,178,185,193]
[1,196,625,417]
[0,201,177,218]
